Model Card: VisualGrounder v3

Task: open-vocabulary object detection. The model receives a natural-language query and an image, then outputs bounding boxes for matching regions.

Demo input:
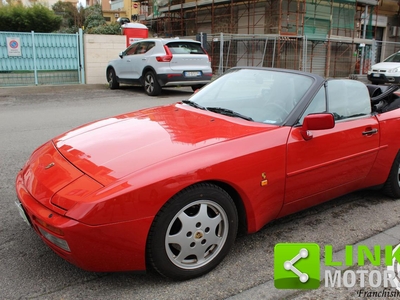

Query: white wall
[84,34,126,84]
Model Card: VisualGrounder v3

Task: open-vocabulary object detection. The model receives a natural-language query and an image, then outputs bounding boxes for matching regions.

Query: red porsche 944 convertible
[15,67,400,280]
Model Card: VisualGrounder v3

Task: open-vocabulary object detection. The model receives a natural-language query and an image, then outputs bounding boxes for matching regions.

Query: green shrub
[86,22,122,35]
[0,4,61,32]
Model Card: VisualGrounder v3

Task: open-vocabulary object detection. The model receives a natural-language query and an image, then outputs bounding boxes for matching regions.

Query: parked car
[367,51,400,84]
[106,38,213,96]
[16,67,400,280]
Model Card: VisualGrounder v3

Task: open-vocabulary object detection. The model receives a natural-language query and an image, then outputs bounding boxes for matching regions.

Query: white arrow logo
[284,248,309,283]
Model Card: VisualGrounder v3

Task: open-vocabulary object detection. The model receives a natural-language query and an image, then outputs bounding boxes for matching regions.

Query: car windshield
[384,52,400,63]
[188,68,314,125]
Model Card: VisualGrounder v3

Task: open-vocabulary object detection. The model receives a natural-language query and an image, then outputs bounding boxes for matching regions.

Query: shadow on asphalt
[116,85,194,97]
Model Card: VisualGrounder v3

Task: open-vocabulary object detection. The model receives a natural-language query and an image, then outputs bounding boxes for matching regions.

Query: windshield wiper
[206,107,253,121]
[347,113,367,118]
[182,100,207,110]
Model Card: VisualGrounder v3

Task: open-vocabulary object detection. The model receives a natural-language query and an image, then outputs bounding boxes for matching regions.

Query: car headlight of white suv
[388,67,400,73]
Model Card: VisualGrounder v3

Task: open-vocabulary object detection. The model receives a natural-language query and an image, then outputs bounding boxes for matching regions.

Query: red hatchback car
[15,67,400,280]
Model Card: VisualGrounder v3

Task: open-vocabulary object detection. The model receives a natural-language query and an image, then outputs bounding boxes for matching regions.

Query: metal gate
[0,30,84,87]
[372,40,400,66]
[202,33,373,78]
[203,33,307,76]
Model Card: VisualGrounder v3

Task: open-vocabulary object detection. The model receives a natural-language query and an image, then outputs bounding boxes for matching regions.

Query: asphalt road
[1,84,400,300]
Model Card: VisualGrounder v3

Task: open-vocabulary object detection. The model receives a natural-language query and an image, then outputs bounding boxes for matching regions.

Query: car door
[283,79,380,212]
[114,43,139,79]
[124,41,156,80]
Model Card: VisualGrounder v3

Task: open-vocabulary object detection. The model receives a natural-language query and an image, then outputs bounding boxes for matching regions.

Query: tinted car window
[166,42,206,55]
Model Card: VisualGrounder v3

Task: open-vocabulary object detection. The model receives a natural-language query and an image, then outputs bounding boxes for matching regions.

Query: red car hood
[54,104,273,185]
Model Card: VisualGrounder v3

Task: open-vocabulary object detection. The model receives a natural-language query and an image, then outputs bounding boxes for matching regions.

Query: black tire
[147,183,238,280]
[383,152,400,198]
[191,85,204,92]
[144,71,161,96]
[107,68,119,90]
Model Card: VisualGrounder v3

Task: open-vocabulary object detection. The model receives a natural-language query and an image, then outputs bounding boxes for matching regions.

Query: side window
[147,42,155,51]
[327,79,371,120]
[125,44,139,56]
[299,86,327,124]
[134,42,156,54]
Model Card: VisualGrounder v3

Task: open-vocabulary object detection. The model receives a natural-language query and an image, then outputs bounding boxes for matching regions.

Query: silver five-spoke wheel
[147,184,238,280]
[144,71,161,96]
[166,200,229,269]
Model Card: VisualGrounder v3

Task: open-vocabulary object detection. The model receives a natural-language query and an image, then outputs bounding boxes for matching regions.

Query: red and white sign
[6,37,22,57]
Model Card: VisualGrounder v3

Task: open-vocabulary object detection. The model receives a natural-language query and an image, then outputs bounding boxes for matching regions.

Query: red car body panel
[281,115,381,217]
[22,141,84,215]
[53,104,272,186]
[15,103,400,272]
[16,175,151,271]
[363,110,400,186]
[16,104,294,271]
[15,70,400,274]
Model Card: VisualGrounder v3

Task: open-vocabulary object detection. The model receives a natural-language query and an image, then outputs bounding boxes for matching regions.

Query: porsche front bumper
[15,172,152,272]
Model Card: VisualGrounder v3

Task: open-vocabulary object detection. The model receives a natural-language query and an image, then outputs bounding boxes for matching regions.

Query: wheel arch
[106,66,114,78]
[204,180,248,235]
[141,66,157,84]
[145,179,245,279]
[106,65,114,75]
[382,149,400,198]
[153,180,248,235]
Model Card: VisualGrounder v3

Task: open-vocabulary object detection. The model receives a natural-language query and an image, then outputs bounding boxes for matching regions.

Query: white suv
[106,38,213,96]
[368,51,400,85]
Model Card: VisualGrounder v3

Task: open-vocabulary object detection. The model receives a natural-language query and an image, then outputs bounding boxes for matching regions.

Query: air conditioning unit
[389,26,398,38]
[115,13,119,18]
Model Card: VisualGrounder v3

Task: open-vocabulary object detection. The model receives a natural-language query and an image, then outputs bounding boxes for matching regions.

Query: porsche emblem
[45,162,55,170]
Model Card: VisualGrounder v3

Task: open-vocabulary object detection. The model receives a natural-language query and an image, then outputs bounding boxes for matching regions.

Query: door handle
[127,60,131,62]
[362,128,378,136]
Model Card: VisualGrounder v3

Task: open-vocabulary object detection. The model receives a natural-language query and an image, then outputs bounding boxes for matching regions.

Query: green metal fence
[0,30,84,87]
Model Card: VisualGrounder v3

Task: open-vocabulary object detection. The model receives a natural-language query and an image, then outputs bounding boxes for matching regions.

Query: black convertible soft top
[366,84,400,113]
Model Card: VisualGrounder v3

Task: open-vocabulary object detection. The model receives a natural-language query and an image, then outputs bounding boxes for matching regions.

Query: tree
[0,3,62,32]
[84,4,105,30]
[83,4,121,35]
[52,1,84,33]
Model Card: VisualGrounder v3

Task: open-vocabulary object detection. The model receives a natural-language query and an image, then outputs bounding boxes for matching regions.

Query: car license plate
[373,73,380,77]
[184,71,201,77]
[15,201,30,226]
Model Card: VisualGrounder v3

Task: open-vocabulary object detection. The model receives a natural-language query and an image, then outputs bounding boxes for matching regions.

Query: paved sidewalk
[228,224,400,300]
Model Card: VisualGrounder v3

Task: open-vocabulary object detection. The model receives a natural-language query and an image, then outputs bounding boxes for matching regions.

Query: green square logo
[274,243,320,289]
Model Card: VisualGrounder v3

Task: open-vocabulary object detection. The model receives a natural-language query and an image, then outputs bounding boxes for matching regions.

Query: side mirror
[301,113,335,141]
[119,52,123,58]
